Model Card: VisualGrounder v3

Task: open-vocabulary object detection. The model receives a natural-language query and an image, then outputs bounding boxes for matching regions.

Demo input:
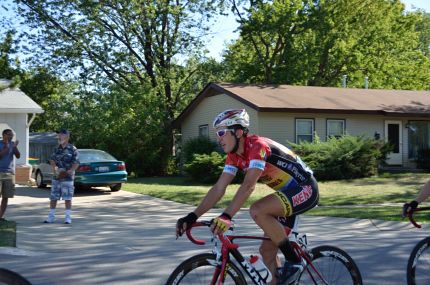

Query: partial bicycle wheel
[165,253,246,285]
[407,237,430,285]
[0,268,32,285]
[298,245,363,285]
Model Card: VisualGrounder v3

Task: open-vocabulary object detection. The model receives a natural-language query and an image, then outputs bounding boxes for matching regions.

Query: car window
[79,150,117,162]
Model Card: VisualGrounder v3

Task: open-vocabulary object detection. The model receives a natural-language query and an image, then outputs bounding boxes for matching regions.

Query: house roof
[0,87,44,114]
[173,82,430,127]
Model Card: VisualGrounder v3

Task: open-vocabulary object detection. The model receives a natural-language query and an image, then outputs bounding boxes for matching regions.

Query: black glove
[402,200,419,218]
[176,212,198,238]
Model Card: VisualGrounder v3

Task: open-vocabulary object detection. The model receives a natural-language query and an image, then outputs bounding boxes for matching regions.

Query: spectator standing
[44,129,79,224]
[0,129,20,221]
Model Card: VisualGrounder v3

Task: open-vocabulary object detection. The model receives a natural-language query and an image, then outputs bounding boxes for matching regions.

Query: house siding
[181,94,259,143]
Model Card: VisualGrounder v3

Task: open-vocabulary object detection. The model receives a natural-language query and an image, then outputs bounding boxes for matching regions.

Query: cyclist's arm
[193,172,235,217]
[416,180,430,203]
[223,167,263,218]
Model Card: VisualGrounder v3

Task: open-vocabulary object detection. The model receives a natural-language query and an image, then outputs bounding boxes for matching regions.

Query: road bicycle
[0,268,32,285]
[406,206,430,285]
[166,218,362,285]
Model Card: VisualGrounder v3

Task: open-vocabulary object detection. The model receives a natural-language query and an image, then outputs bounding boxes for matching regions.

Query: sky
[205,0,430,60]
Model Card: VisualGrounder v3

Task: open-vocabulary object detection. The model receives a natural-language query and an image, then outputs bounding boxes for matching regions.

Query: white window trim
[295,118,314,143]
[327,119,346,139]
[198,124,209,137]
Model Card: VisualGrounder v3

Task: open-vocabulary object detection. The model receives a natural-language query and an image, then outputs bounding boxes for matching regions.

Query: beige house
[0,79,44,183]
[173,82,430,169]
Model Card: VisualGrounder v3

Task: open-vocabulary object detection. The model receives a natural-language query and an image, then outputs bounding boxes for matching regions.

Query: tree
[13,0,228,175]
[224,0,430,90]
[0,30,21,82]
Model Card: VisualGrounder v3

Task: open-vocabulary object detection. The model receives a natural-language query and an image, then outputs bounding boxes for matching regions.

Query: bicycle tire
[298,245,362,285]
[407,236,430,285]
[0,268,32,285]
[165,253,246,285]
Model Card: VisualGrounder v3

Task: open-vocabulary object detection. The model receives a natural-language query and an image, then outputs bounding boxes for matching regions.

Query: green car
[34,149,127,191]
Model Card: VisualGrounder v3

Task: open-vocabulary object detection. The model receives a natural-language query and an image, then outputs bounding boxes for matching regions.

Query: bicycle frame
[186,221,329,285]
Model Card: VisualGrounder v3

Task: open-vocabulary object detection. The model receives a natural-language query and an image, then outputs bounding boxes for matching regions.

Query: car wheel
[110,183,122,192]
[36,170,47,188]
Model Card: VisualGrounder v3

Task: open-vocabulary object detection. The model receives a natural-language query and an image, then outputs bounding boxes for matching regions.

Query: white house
[173,82,430,169]
[0,79,44,184]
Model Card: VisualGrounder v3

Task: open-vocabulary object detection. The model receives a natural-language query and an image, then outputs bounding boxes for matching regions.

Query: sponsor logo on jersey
[223,165,238,175]
[249,159,265,170]
[259,149,267,160]
[276,159,306,182]
[292,185,313,207]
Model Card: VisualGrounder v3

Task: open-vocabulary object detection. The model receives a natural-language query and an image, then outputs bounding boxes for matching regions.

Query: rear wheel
[110,183,121,192]
[165,253,246,285]
[35,171,47,188]
[407,237,430,285]
[0,268,32,285]
[298,245,362,285]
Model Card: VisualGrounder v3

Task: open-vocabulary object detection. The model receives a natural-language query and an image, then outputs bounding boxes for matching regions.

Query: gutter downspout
[27,113,37,128]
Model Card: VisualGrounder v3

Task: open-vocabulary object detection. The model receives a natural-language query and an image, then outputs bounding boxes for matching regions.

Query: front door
[385,120,403,165]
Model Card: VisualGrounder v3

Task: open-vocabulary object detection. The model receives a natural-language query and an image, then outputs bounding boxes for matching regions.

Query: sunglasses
[216,129,234,138]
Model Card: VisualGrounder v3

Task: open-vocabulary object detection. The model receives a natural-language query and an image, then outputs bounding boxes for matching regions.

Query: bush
[184,152,226,183]
[182,136,218,163]
[290,135,391,180]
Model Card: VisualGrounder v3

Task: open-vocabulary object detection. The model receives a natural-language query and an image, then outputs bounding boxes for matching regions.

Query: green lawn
[123,172,430,222]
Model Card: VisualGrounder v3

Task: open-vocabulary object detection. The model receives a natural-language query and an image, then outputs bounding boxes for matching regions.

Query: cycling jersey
[223,135,318,217]
[224,135,313,189]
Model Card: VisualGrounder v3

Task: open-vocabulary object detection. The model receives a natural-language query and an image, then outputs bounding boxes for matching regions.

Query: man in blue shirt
[44,129,79,224]
[0,129,21,221]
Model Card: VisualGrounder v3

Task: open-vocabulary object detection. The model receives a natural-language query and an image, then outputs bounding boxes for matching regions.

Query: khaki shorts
[0,172,15,198]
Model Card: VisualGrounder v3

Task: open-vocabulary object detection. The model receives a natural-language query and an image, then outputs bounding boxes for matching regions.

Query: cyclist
[403,179,430,217]
[176,109,319,285]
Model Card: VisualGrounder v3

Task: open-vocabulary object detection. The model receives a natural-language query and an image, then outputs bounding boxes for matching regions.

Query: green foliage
[224,0,430,90]
[182,136,218,163]
[184,152,225,183]
[290,134,392,180]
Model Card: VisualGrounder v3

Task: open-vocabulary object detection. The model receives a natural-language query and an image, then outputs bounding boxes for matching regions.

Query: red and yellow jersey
[224,135,313,191]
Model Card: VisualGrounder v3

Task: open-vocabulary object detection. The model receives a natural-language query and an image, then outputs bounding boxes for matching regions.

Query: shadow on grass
[126,176,208,186]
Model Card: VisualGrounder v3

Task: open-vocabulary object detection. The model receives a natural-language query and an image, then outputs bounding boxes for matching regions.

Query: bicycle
[166,218,363,285]
[406,206,430,285]
[0,268,32,285]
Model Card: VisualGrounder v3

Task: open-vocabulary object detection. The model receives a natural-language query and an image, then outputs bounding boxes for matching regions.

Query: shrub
[290,135,391,180]
[184,152,226,183]
[182,136,218,163]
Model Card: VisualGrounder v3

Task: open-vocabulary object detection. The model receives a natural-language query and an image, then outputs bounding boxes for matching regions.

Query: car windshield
[79,150,117,163]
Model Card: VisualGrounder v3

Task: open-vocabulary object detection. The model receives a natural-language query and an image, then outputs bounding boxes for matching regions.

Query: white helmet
[213,109,250,129]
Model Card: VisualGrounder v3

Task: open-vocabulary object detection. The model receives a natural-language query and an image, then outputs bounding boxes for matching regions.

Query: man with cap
[44,129,79,224]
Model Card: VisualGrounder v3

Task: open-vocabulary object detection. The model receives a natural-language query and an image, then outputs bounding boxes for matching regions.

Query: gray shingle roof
[173,83,430,127]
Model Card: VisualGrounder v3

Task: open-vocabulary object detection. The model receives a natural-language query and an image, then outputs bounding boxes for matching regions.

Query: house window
[296,119,314,143]
[198,124,209,137]
[327,119,345,139]
[408,121,430,159]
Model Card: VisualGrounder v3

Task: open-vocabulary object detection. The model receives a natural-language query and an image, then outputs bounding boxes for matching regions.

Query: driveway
[0,185,428,284]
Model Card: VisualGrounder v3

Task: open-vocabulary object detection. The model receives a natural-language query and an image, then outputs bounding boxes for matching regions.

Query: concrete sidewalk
[0,185,428,284]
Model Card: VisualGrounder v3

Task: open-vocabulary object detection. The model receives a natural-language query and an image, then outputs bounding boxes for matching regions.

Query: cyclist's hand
[402,200,419,218]
[211,213,232,235]
[176,212,198,238]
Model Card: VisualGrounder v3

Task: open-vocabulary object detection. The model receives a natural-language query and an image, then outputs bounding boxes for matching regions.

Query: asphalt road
[0,186,428,284]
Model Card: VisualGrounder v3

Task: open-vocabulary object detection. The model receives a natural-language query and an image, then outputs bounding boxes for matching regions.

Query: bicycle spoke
[408,238,430,285]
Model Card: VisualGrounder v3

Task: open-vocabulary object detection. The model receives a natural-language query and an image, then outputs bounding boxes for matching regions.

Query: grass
[123,172,430,222]
[0,220,16,247]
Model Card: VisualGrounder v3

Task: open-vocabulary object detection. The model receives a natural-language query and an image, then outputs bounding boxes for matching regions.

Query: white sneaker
[64,215,72,224]
[44,214,55,223]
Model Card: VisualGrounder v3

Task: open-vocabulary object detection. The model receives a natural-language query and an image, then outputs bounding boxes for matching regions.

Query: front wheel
[165,253,246,285]
[298,245,363,285]
[407,237,430,285]
[0,268,32,285]
[35,171,47,188]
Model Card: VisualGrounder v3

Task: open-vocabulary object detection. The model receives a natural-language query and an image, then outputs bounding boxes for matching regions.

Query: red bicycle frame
[186,221,328,285]
[408,207,430,228]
